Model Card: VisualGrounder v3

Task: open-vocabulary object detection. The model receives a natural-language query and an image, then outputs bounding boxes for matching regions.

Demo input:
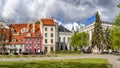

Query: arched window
[63,37,65,42]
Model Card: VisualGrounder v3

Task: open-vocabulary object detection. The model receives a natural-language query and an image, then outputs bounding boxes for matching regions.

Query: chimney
[27,24,30,32]
[32,22,35,33]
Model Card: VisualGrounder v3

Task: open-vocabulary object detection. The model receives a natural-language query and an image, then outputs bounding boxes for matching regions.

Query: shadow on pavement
[117,59,120,61]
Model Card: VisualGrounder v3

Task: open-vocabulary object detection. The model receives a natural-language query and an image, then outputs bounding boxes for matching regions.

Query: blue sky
[82,15,96,26]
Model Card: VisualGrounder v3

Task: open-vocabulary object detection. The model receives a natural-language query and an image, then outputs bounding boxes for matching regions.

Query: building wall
[58,32,72,50]
[24,37,42,53]
[8,44,24,54]
[42,26,56,53]
[79,22,112,46]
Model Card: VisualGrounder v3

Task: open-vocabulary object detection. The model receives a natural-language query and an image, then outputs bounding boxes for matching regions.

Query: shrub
[55,50,81,54]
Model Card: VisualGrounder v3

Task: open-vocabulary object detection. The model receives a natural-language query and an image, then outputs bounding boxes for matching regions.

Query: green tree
[117,2,120,8]
[110,2,120,52]
[35,21,40,24]
[70,32,89,50]
[91,12,105,52]
[104,27,111,50]
[110,13,120,51]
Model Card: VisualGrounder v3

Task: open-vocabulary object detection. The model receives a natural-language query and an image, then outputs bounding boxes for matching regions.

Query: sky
[0,0,120,30]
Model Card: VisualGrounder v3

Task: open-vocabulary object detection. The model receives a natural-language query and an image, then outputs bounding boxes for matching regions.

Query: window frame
[45,39,47,43]
[45,27,47,31]
[51,28,53,31]
[51,39,53,43]
[51,33,53,37]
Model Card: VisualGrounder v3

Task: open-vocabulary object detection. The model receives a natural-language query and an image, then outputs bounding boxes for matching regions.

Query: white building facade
[40,19,56,54]
[56,25,73,50]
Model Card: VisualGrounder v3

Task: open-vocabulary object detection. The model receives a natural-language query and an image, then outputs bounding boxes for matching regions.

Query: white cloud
[0,0,119,26]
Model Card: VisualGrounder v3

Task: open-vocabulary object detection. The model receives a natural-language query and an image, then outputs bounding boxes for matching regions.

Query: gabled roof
[41,19,55,26]
[0,21,9,28]
[9,23,42,45]
[58,25,72,33]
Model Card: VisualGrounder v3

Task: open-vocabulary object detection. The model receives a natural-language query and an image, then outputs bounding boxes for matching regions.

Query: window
[51,39,53,43]
[51,47,53,51]
[45,47,47,52]
[11,28,14,33]
[27,33,31,37]
[26,49,28,52]
[34,43,37,46]
[45,39,47,43]
[34,38,38,41]
[68,37,69,42]
[29,38,32,41]
[10,45,12,47]
[45,33,47,37]
[36,32,40,36]
[45,28,47,31]
[38,43,40,46]
[51,28,53,31]
[12,39,17,42]
[29,43,32,46]
[26,43,28,46]
[21,28,28,33]
[63,37,65,42]
[19,40,22,42]
[37,38,39,41]
[20,45,22,47]
[51,33,53,37]
[26,38,28,41]
[59,37,61,42]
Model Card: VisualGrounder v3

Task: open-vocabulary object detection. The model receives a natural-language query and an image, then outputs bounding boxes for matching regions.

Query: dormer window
[36,32,40,36]
[11,28,14,33]
[27,33,31,37]
[21,28,28,33]
[12,39,17,42]
[18,40,22,42]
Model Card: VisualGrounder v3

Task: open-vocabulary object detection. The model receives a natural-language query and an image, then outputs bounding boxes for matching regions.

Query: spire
[72,23,75,33]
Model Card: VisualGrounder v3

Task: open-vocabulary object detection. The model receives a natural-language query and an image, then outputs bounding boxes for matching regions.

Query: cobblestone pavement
[0,54,120,68]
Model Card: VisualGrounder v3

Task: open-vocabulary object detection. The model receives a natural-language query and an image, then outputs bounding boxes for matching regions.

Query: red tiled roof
[9,23,42,45]
[41,19,55,26]
[9,35,24,45]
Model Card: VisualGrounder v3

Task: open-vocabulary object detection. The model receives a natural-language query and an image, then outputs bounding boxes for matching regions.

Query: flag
[82,15,96,26]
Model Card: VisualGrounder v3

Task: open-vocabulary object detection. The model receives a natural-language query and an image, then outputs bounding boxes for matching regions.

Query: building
[56,25,73,50]
[8,23,42,54]
[0,18,74,54]
[79,21,112,52]
[40,19,56,54]
[0,21,10,53]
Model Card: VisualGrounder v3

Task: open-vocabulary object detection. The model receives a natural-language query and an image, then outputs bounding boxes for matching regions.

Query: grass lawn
[55,53,82,56]
[0,58,110,68]
[0,53,81,58]
[0,55,44,58]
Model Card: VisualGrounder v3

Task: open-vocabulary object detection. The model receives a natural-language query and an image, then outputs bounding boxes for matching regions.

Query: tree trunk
[3,45,5,56]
